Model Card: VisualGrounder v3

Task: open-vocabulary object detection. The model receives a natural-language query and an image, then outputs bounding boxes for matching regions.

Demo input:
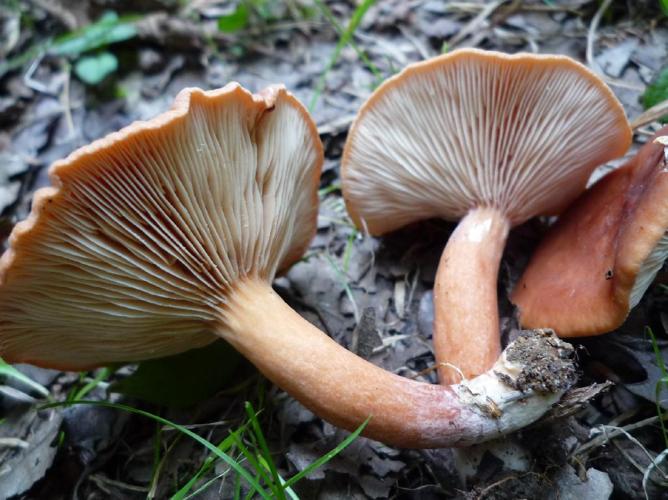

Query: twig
[0,437,30,449]
[586,0,612,73]
[445,1,582,15]
[584,0,643,91]
[537,382,612,425]
[397,25,434,60]
[448,0,506,47]
[571,413,668,460]
[89,474,149,493]
[631,99,668,130]
[23,55,53,95]
[58,62,76,142]
[644,448,668,498]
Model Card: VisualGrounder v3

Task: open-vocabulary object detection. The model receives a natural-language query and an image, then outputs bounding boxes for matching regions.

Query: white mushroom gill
[0,84,320,368]
[343,50,630,234]
[629,231,668,308]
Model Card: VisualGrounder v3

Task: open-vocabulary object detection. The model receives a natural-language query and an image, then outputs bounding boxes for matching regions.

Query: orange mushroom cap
[512,126,668,337]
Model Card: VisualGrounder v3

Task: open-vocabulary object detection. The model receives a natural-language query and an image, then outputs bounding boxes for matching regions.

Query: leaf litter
[0,1,667,498]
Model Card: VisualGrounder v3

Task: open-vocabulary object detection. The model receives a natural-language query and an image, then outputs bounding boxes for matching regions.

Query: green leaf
[110,340,242,408]
[217,3,249,33]
[74,51,118,85]
[661,0,668,16]
[51,11,138,57]
[641,66,668,123]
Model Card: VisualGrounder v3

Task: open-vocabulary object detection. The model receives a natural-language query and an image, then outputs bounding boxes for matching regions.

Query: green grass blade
[324,253,359,322]
[0,357,49,397]
[282,417,370,489]
[309,0,380,110]
[342,231,357,274]
[228,426,277,496]
[314,0,381,79]
[244,402,285,500]
[172,424,249,500]
[72,367,112,401]
[257,456,299,500]
[40,400,272,500]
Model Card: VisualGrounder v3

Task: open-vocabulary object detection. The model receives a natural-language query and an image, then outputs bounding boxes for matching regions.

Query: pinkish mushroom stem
[221,279,574,448]
[433,207,510,384]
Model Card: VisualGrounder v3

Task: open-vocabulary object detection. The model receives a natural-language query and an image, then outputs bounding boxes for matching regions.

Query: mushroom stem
[220,279,574,448]
[433,207,510,384]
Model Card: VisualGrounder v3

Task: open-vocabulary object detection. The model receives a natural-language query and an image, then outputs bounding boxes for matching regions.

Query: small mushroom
[512,126,668,337]
[341,49,631,383]
[0,83,576,448]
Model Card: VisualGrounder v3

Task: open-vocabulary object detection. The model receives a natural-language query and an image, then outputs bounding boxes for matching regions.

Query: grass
[309,0,383,111]
[68,366,114,402]
[42,399,368,498]
[0,357,49,398]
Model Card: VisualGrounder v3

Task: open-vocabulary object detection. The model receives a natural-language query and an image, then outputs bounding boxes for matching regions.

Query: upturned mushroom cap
[0,83,323,369]
[512,127,668,337]
[341,48,631,234]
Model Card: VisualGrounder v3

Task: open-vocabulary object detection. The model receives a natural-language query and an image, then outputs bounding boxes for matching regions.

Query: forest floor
[0,1,668,499]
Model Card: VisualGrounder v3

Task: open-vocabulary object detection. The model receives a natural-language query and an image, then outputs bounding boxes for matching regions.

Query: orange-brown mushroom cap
[341,48,631,234]
[0,83,323,370]
[512,126,668,337]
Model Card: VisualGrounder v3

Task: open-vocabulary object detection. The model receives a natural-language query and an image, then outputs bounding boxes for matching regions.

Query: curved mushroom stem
[433,207,510,384]
[219,279,575,449]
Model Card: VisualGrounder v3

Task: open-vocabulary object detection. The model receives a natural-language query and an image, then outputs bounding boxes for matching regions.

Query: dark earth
[0,1,667,499]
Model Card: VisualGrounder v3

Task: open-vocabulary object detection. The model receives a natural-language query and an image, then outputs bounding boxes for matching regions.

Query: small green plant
[309,0,383,111]
[641,66,668,123]
[50,12,137,58]
[42,399,368,498]
[0,11,138,84]
[217,0,316,34]
[217,2,250,33]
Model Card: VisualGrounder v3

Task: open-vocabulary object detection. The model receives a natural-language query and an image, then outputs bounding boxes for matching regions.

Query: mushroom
[0,83,577,448]
[341,49,631,383]
[511,126,668,337]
